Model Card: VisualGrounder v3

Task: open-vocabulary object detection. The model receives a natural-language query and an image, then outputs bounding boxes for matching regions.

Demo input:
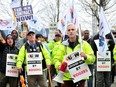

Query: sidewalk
[6,76,116,87]
[111,76,116,87]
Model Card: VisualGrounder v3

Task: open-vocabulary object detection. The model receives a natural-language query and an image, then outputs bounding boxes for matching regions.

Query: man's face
[27,33,35,42]
[12,31,18,39]
[83,31,89,39]
[67,24,77,38]
[37,37,43,42]
[55,36,62,42]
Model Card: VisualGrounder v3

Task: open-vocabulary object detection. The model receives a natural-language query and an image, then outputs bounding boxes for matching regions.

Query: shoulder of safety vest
[36,41,43,48]
[24,41,43,50]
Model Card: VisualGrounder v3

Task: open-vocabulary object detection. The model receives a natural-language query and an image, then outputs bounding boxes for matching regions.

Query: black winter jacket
[91,33,115,63]
[0,42,19,73]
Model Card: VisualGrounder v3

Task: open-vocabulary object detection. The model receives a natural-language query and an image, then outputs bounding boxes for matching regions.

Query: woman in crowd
[0,34,19,87]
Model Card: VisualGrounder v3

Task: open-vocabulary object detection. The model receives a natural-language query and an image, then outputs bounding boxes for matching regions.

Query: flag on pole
[57,14,66,35]
[11,0,21,23]
[65,0,74,24]
[26,15,41,31]
[68,0,78,26]
[10,0,21,8]
[63,0,79,34]
[58,0,79,35]
[98,7,110,57]
[69,0,74,23]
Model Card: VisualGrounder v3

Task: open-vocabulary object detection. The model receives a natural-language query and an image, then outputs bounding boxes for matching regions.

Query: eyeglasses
[67,29,75,31]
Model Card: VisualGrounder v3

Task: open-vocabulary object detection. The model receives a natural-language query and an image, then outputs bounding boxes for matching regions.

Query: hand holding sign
[58,62,67,72]
[80,52,87,60]
[63,51,91,83]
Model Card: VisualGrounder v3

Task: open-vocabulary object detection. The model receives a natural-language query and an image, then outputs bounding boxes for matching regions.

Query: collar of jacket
[61,36,82,46]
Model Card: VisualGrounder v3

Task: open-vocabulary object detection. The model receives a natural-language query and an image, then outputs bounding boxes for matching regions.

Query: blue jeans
[96,72,111,87]
[87,64,93,87]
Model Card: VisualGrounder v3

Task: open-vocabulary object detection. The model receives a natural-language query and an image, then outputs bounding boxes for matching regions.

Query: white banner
[26,52,43,75]
[64,51,91,83]
[0,19,15,30]
[6,54,18,77]
[97,51,111,71]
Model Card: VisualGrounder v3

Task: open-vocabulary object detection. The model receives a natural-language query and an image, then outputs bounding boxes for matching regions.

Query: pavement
[111,76,116,87]
[6,76,116,87]
[52,76,116,87]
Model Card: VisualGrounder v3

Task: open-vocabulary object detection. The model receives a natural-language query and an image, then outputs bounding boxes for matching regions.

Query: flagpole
[79,24,84,61]
[79,24,83,52]
[110,31,116,44]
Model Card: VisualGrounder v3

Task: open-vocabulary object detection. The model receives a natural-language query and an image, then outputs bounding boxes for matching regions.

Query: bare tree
[33,0,68,27]
[40,0,61,22]
[0,1,12,18]
[79,0,116,23]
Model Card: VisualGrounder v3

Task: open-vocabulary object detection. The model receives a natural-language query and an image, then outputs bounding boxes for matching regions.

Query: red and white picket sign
[97,51,111,71]
[64,51,91,83]
[26,52,43,75]
[6,54,18,77]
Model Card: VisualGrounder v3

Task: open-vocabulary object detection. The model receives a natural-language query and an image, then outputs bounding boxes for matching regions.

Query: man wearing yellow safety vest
[48,33,62,87]
[54,23,95,87]
[16,31,51,87]
[49,34,62,64]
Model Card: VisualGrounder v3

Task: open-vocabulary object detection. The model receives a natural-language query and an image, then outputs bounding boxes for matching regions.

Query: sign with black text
[26,52,43,75]
[64,51,91,83]
[6,54,18,77]
[13,5,33,22]
[97,51,111,71]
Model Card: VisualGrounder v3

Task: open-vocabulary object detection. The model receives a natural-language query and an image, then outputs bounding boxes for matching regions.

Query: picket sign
[97,51,111,71]
[64,51,91,83]
[6,54,18,77]
[13,5,33,22]
[26,52,43,75]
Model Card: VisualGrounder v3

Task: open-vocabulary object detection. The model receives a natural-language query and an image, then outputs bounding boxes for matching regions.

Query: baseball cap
[36,34,43,39]
[55,34,61,37]
[27,31,35,36]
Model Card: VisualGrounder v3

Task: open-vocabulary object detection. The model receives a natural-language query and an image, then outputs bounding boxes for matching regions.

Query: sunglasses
[67,29,75,31]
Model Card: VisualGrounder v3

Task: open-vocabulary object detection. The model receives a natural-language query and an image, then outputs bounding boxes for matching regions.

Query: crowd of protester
[0,23,116,87]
